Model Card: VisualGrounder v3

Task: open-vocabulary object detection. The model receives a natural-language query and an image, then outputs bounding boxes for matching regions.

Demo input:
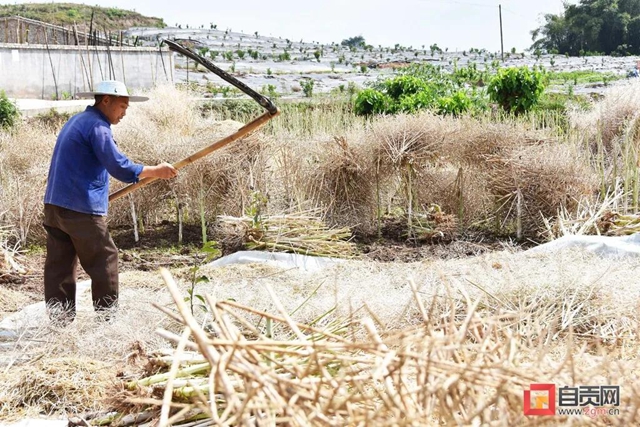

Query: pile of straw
[3,248,640,423]
[567,82,640,157]
[1,358,114,417]
[110,85,266,228]
[0,227,26,283]
[217,209,357,258]
[304,135,378,233]
[486,143,598,236]
[0,122,54,245]
[114,269,640,426]
[548,189,640,238]
[596,211,640,235]
[380,204,458,242]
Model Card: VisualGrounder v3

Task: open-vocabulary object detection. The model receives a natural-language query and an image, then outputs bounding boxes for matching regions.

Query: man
[43,80,177,325]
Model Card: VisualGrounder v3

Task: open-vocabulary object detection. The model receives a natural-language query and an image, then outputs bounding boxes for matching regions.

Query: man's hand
[139,162,178,179]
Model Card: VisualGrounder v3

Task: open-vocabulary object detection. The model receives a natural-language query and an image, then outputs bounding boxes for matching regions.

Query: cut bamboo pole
[109,110,279,202]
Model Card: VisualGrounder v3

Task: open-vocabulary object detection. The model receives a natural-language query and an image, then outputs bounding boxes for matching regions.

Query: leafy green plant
[0,90,20,129]
[353,64,486,116]
[383,75,429,99]
[487,66,545,115]
[186,240,221,316]
[353,88,391,115]
[437,91,472,116]
[262,84,278,99]
[67,8,80,19]
[247,190,268,228]
[300,79,314,97]
[278,50,291,61]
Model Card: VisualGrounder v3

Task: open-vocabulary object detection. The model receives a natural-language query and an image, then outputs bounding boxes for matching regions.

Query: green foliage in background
[353,63,485,116]
[0,3,165,29]
[354,88,392,115]
[437,91,473,117]
[531,0,640,56]
[341,35,366,49]
[487,66,546,115]
[0,90,20,129]
[301,79,315,98]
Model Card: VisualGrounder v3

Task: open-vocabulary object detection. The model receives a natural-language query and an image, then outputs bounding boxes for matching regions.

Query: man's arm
[139,162,178,179]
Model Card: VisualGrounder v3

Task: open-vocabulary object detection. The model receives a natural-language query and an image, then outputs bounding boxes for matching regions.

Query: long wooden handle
[109,109,280,203]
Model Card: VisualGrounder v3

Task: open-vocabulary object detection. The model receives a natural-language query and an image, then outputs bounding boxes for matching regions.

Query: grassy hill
[0,3,165,30]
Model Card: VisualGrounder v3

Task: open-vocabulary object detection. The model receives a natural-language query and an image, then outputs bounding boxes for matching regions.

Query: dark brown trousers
[43,204,119,320]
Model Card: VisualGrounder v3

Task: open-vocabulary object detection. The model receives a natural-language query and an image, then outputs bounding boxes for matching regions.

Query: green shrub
[0,90,20,129]
[437,91,472,116]
[353,89,391,115]
[397,91,436,113]
[383,75,429,99]
[352,63,492,116]
[487,66,545,115]
[300,79,314,97]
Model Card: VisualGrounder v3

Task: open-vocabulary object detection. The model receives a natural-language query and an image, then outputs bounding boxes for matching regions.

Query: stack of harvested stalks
[217,209,357,258]
[486,144,597,237]
[596,210,640,235]
[545,189,640,238]
[381,204,458,242]
[113,269,640,426]
[304,135,377,234]
[553,208,640,237]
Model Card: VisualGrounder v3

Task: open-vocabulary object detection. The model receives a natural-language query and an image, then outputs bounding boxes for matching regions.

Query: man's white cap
[76,80,149,102]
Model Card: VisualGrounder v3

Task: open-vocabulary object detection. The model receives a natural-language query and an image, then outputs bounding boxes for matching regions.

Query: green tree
[341,35,366,48]
[488,67,545,115]
[531,0,640,55]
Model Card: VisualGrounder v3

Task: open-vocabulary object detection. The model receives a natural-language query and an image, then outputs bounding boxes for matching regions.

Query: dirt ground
[0,221,510,317]
[2,222,640,424]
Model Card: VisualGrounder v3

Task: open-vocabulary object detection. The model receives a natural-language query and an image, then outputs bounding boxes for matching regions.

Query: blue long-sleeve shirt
[44,106,143,215]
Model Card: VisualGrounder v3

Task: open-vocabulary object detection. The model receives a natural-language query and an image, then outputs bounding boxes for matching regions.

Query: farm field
[125,26,638,98]
[2,23,640,426]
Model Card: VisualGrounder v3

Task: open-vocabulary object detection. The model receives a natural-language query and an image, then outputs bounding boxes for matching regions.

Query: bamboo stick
[109,110,279,202]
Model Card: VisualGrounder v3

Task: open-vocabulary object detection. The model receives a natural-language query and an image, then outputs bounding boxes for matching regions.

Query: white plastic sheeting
[527,234,640,257]
[0,252,340,344]
[0,280,91,335]
[207,250,345,272]
[0,420,67,427]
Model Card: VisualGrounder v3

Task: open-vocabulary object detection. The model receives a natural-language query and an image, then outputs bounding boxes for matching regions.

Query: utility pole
[499,4,504,61]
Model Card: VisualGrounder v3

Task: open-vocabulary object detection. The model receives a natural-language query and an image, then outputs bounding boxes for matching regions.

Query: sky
[12,0,578,52]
